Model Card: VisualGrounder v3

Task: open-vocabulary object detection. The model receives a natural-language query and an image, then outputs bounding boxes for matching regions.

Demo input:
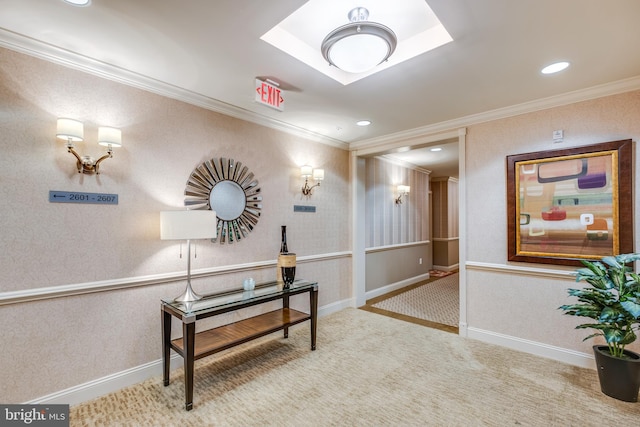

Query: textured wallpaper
[464,90,640,355]
[0,47,351,402]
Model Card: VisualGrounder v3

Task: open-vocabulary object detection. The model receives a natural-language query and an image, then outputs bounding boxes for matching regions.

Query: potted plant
[559,253,640,402]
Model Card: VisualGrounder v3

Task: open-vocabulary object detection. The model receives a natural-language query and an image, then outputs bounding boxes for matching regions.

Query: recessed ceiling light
[430,147,442,152]
[541,61,570,74]
[63,0,91,6]
[356,120,371,126]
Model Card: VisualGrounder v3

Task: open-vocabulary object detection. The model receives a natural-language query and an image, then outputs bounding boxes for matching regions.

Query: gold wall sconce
[395,185,410,204]
[56,118,122,174]
[301,165,325,196]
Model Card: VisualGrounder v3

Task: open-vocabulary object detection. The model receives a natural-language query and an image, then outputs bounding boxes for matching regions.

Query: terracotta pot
[592,345,640,402]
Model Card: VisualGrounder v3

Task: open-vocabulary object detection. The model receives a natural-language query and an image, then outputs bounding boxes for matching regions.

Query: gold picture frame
[506,139,633,266]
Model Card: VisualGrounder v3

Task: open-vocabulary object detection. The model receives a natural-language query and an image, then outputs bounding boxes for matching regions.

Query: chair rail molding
[0,251,351,306]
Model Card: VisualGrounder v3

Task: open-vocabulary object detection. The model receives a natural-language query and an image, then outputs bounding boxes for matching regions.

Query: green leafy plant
[559,253,640,358]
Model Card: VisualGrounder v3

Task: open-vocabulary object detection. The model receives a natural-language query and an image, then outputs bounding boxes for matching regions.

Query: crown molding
[351,75,640,152]
[3,28,638,154]
[0,28,348,150]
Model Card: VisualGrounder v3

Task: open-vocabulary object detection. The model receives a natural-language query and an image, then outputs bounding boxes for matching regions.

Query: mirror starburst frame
[184,157,262,244]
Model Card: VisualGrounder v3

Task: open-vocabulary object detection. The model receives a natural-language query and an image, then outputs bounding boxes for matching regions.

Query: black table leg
[310,287,318,350]
[283,294,290,338]
[162,308,171,386]
[183,321,196,411]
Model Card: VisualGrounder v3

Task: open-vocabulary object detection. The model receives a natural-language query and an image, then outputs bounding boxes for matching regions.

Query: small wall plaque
[294,205,316,213]
[49,191,118,205]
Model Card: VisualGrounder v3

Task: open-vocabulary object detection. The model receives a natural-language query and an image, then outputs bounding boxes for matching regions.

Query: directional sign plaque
[294,205,316,213]
[49,191,118,205]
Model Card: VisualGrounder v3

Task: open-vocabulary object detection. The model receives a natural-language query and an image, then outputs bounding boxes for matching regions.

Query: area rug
[371,273,459,327]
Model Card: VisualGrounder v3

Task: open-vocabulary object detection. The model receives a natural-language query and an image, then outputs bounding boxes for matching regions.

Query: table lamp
[160,210,217,302]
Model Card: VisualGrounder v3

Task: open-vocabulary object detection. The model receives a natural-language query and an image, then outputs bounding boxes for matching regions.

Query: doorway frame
[350,127,468,336]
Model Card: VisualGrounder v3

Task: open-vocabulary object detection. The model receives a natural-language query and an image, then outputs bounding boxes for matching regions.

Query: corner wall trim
[466,327,595,370]
[0,251,351,306]
[465,261,575,280]
[364,273,431,301]
[0,29,347,150]
[350,77,640,153]
[366,241,430,254]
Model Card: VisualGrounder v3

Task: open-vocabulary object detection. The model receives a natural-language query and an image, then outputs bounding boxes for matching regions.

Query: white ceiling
[261,0,453,85]
[1,0,640,177]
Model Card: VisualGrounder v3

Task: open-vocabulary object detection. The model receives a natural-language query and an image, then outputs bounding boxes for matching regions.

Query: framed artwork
[507,139,633,266]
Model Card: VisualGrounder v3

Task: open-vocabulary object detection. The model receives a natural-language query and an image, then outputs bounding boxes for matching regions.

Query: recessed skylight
[356,120,371,126]
[541,61,570,74]
[260,0,453,85]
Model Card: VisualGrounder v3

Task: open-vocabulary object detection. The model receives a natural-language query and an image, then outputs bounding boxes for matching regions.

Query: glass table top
[162,279,317,316]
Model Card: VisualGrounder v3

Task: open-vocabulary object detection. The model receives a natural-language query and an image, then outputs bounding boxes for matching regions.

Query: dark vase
[280,225,288,253]
[277,226,289,284]
[279,253,296,288]
[592,345,640,402]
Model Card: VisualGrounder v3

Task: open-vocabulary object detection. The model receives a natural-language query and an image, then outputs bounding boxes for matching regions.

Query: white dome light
[541,61,570,74]
[321,7,397,74]
[63,0,91,5]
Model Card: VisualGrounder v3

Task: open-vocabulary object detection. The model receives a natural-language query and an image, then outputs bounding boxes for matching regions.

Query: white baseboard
[432,264,459,272]
[365,273,431,301]
[26,356,182,406]
[319,298,354,315]
[467,327,596,370]
[26,299,353,406]
[458,321,468,337]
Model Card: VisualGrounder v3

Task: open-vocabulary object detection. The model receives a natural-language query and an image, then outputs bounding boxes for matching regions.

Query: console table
[161,279,318,410]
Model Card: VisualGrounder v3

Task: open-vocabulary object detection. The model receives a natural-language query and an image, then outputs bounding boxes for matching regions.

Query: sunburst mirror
[184,157,262,244]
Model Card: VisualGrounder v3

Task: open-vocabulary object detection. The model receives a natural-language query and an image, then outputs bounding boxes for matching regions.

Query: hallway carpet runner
[371,273,459,328]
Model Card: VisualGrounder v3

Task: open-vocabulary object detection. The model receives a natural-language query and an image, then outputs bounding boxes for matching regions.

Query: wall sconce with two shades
[301,165,324,196]
[395,185,410,204]
[56,118,122,174]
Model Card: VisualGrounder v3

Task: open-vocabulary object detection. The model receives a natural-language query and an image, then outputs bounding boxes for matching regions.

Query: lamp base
[174,283,202,302]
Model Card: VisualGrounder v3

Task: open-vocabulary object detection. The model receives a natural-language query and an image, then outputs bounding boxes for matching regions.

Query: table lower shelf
[171,308,310,360]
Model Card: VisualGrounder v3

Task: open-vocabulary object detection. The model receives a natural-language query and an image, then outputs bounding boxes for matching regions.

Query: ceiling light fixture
[321,7,397,74]
[356,120,371,126]
[63,0,91,6]
[541,61,570,74]
[430,147,442,152]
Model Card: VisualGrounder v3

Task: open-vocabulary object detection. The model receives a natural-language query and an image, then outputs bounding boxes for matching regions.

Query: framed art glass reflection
[506,139,632,266]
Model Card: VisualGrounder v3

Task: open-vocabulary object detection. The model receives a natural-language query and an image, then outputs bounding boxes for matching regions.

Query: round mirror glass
[183,157,262,244]
[209,180,245,221]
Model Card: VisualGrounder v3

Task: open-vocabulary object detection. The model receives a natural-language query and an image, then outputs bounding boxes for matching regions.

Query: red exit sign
[255,79,284,111]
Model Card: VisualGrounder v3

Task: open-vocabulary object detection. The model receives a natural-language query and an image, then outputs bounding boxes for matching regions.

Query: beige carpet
[70,308,639,426]
[371,274,459,328]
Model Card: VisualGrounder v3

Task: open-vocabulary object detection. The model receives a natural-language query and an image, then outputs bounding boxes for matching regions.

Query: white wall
[0,47,351,403]
[464,90,640,363]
